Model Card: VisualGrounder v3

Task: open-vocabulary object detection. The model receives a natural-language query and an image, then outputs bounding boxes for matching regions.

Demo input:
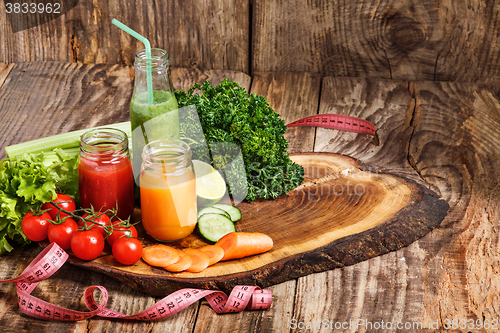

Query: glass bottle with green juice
[130,48,179,183]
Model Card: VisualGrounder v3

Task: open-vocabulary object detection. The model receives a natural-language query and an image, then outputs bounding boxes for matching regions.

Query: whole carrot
[215,232,273,261]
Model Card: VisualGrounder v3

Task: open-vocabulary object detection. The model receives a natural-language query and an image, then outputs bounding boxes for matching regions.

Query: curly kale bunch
[175,79,304,202]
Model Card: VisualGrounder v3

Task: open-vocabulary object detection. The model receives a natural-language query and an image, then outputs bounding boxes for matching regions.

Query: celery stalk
[5,121,131,159]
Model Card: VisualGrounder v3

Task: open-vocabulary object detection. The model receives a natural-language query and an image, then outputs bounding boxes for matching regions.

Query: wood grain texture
[0,63,15,89]
[253,0,500,81]
[0,64,250,160]
[193,282,296,333]
[290,77,500,330]
[314,78,419,176]
[170,67,252,92]
[0,0,250,72]
[0,62,133,159]
[250,72,322,152]
[405,81,500,325]
[4,0,500,81]
[291,77,432,331]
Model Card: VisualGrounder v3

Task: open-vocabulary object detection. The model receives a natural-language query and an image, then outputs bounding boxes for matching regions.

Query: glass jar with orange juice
[140,139,197,242]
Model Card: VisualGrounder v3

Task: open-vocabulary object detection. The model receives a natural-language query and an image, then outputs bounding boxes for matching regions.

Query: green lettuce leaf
[47,148,79,201]
[0,150,78,255]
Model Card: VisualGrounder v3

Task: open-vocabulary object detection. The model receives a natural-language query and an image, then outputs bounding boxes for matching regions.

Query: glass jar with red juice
[78,128,135,219]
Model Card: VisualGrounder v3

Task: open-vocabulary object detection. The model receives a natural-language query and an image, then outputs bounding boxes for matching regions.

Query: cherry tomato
[71,229,105,261]
[21,210,52,242]
[112,237,142,265]
[106,224,138,247]
[47,218,78,250]
[42,194,76,220]
[78,212,111,238]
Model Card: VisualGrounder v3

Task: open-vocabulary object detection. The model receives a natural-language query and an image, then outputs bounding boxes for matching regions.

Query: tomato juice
[79,155,135,220]
[78,128,135,220]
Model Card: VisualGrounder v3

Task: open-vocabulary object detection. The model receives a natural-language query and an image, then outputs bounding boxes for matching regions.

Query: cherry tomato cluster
[22,194,142,265]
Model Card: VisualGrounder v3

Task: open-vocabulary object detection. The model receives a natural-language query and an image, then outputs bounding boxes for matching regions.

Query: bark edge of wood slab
[65,153,449,297]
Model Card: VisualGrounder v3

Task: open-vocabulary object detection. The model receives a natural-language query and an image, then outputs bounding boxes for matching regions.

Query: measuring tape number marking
[2,243,272,321]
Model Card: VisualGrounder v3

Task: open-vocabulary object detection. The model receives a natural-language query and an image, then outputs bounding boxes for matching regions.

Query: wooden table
[0,62,499,332]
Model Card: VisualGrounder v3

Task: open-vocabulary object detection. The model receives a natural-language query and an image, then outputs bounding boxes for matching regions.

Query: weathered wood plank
[253,0,500,81]
[292,79,500,330]
[313,77,419,177]
[0,63,15,89]
[404,81,500,325]
[0,0,250,72]
[3,0,500,81]
[291,77,442,331]
[0,62,133,159]
[170,68,252,92]
[86,276,199,333]
[193,282,296,333]
[250,72,322,152]
[292,250,430,332]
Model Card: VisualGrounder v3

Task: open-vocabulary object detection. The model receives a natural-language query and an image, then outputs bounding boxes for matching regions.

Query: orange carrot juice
[139,144,197,242]
[140,170,197,241]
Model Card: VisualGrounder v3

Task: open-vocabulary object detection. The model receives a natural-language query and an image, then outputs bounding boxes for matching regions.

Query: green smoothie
[130,90,179,135]
[130,90,180,178]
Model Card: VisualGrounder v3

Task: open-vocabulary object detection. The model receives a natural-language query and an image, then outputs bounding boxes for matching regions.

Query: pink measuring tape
[286,114,377,136]
[2,243,272,321]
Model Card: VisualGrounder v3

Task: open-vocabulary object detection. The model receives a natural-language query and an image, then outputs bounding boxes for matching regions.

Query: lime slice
[193,160,226,207]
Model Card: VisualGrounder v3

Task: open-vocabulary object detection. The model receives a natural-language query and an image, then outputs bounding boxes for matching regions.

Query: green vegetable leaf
[0,149,78,255]
[47,148,79,201]
[0,190,19,221]
[176,79,304,202]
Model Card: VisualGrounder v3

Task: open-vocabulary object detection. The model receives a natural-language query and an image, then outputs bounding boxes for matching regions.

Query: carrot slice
[215,232,273,261]
[164,250,192,272]
[142,245,180,267]
[183,248,210,273]
[198,245,225,266]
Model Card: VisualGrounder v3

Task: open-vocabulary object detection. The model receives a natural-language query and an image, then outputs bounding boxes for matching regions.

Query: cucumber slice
[197,213,236,243]
[197,206,231,219]
[212,204,242,222]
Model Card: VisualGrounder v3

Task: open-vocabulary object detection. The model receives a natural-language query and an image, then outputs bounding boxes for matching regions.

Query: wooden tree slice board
[65,152,448,297]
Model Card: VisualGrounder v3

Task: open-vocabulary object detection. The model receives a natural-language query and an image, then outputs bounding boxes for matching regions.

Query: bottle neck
[134,48,169,70]
[133,48,173,98]
[142,139,192,174]
[79,128,129,161]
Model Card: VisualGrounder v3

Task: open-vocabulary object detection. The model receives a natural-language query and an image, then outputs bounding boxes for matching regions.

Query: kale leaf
[175,79,304,202]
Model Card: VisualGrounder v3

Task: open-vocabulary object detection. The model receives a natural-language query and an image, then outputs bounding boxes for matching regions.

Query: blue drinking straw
[112,19,154,104]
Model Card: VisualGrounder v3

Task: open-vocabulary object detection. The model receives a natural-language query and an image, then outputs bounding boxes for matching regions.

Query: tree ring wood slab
[64,153,449,296]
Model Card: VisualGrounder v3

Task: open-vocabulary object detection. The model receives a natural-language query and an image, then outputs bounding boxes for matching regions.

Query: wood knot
[388,17,426,52]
